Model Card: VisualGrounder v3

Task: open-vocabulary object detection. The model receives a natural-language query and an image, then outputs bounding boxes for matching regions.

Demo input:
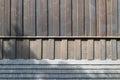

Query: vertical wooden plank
[48,39,54,59]
[0,0,4,36]
[36,0,48,36]
[11,0,23,36]
[107,0,112,36]
[30,39,42,59]
[0,39,2,59]
[100,39,106,60]
[16,40,22,58]
[60,0,72,36]
[117,39,120,59]
[72,0,85,36]
[118,0,120,35]
[87,39,94,60]
[48,0,59,36]
[111,0,118,36]
[85,0,90,36]
[3,39,16,59]
[94,39,100,59]
[55,39,61,59]
[85,0,96,36]
[74,39,81,60]
[42,39,48,59]
[4,0,10,36]
[24,0,35,36]
[82,40,87,59]
[61,39,67,59]
[43,39,54,59]
[111,39,117,60]
[96,0,106,36]
[68,39,74,59]
[22,39,30,59]
[106,40,112,59]
[90,0,96,36]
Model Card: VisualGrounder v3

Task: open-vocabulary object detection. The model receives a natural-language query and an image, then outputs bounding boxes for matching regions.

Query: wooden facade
[0,0,120,79]
[0,0,119,36]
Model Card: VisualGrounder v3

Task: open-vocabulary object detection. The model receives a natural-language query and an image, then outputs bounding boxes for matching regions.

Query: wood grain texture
[0,39,2,59]
[36,0,48,36]
[48,0,60,36]
[11,0,23,36]
[0,0,4,36]
[60,0,72,36]
[16,40,22,58]
[96,0,107,36]
[30,39,42,59]
[111,39,117,60]
[24,0,35,36]
[111,0,118,36]
[87,39,94,60]
[22,39,30,59]
[82,40,87,59]
[107,0,112,36]
[94,39,100,59]
[3,39,16,59]
[4,0,10,36]
[117,39,120,59]
[0,0,119,36]
[61,39,68,59]
[100,39,106,60]
[72,0,85,36]
[55,39,61,59]
[106,40,112,59]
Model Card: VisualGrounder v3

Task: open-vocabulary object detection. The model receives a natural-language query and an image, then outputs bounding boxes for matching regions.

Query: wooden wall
[0,38,119,60]
[0,0,119,36]
[0,0,120,59]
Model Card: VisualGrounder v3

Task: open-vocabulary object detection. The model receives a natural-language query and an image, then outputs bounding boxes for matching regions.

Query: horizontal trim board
[0,59,120,65]
[0,36,120,39]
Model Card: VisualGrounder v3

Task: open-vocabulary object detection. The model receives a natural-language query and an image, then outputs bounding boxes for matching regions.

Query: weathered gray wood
[74,39,81,59]
[100,39,106,60]
[87,39,94,60]
[11,0,23,36]
[48,39,54,59]
[22,39,30,59]
[55,39,61,59]
[107,0,112,36]
[30,39,42,59]
[42,39,48,59]
[3,39,16,59]
[82,40,87,59]
[68,39,74,59]
[24,0,35,36]
[0,39,2,59]
[42,39,55,59]
[36,0,48,36]
[118,0,120,36]
[94,39,100,59]
[48,0,59,36]
[111,39,117,60]
[106,40,112,59]
[4,0,10,36]
[117,40,120,59]
[61,39,68,59]
[60,0,72,36]
[111,0,118,36]
[96,0,106,36]
[90,0,96,36]
[16,40,22,58]
[0,0,4,36]
[85,0,90,36]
